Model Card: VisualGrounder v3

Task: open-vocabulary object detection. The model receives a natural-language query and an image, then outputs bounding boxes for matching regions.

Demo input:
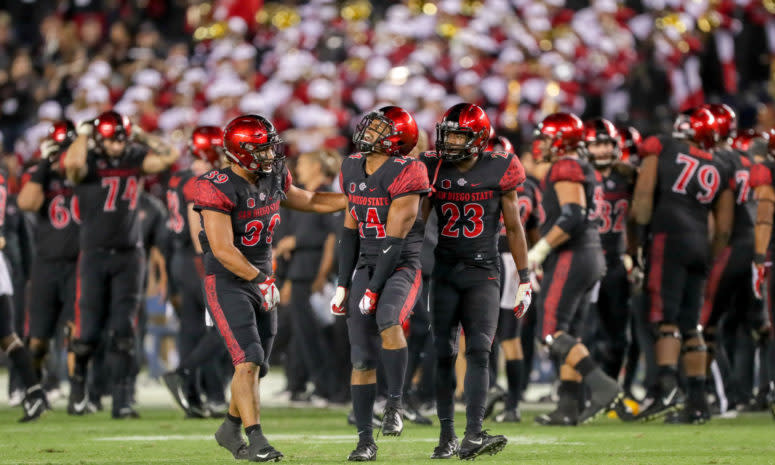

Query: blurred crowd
[1,0,774,170]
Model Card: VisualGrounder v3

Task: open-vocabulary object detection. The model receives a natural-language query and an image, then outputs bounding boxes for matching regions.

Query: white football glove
[514,281,532,319]
[330,286,348,316]
[76,120,93,137]
[358,289,378,315]
[40,139,59,160]
[527,238,551,270]
[257,277,280,311]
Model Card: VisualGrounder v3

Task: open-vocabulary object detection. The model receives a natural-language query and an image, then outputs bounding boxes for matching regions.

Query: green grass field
[1,406,774,464]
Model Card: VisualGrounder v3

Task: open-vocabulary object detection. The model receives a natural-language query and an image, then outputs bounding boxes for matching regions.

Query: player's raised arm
[134,125,180,174]
[282,183,347,213]
[62,120,93,184]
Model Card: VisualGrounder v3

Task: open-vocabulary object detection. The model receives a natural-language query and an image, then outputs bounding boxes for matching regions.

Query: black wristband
[367,236,405,292]
[754,253,767,265]
[29,158,52,185]
[336,227,359,288]
[518,268,530,283]
[250,270,268,284]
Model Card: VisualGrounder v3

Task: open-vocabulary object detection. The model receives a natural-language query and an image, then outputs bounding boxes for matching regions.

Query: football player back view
[631,108,735,423]
[330,106,429,462]
[421,103,531,459]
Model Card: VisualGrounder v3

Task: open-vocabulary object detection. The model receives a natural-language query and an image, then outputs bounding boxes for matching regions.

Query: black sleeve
[336,227,359,288]
[366,236,405,292]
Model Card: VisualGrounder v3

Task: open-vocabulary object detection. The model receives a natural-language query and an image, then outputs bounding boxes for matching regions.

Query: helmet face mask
[238,140,285,174]
[94,111,130,158]
[583,118,619,169]
[353,112,394,154]
[587,140,617,169]
[353,106,418,157]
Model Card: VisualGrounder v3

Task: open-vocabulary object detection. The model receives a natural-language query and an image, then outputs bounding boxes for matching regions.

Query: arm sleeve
[387,160,430,199]
[336,227,360,288]
[639,136,663,159]
[28,159,51,186]
[367,236,405,292]
[193,178,236,214]
[499,155,527,192]
[282,167,293,193]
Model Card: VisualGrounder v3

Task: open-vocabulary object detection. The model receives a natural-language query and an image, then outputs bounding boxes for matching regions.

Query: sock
[574,356,597,377]
[436,357,456,438]
[227,413,241,425]
[686,376,706,406]
[246,424,268,449]
[352,384,377,443]
[463,351,489,436]
[657,365,679,394]
[108,349,134,411]
[504,359,523,410]
[8,346,40,390]
[245,424,262,436]
[380,347,408,409]
[488,348,499,388]
[558,380,581,417]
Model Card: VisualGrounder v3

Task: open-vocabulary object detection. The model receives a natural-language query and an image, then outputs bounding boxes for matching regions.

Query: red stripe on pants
[700,246,732,326]
[541,250,573,339]
[398,269,422,324]
[204,275,246,365]
[647,233,667,323]
[74,253,83,339]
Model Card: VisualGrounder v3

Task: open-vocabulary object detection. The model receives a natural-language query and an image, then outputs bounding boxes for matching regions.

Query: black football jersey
[22,160,80,261]
[717,149,756,244]
[0,169,7,238]
[641,136,733,238]
[194,166,292,276]
[497,175,544,253]
[421,151,526,261]
[540,156,601,250]
[339,153,430,266]
[74,145,147,251]
[597,165,634,258]
[749,160,775,249]
[166,169,198,248]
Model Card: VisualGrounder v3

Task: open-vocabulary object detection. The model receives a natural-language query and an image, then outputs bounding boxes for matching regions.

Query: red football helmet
[486,135,515,154]
[533,112,584,160]
[673,107,718,149]
[584,118,620,169]
[436,103,491,161]
[617,125,642,162]
[94,111,131,142]
[353,106,418,156]
[732,129,759,152]
[48,120,76,145]
[223,115,284,173]
[190,126,224,167]
[701,103,736,140]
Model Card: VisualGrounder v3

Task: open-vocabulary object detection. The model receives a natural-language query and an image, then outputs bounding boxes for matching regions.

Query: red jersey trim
[549,158,585,183]
[388,160,430,198]
[194,179,235,213]
[639,136,662,158]
[749,164,773,189]
[499,156,526,192]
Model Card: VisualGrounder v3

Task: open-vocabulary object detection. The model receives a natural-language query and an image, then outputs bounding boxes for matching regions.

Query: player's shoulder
[549,156,586,183]
[639,134,670,158]
[419,151,442,164]
[194,168,238,212]
[749,160,775,189]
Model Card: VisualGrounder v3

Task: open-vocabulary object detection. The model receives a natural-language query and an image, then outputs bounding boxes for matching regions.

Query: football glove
[76,120,93,137]
[527,238,551,270]
[330,286,348,316]
[257,277,280,311]
[514,280,532,319]
[622,254,645,292]
[40,139,60,161]
[752,262,768,300]
[359,289,378,315]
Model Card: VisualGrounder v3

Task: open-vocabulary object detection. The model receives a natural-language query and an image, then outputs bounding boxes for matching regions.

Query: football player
[631,108,735,424]
[330,106,429,461]
[529,113,624,426]
[194,115,346,462]
[420,104,530,459]
[62,110,180,418]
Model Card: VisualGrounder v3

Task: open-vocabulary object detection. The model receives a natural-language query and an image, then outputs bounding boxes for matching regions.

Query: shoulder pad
[549,158,585,183]
[639,136,662,158]
[749,163,773,189]
[499,154,526,191]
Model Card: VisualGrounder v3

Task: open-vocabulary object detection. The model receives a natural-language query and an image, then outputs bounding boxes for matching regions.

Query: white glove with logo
[514,281,532,319]
[257,277,280,311]
[330,286,348,316]
[76,120,93,137]
[527,238,551,270]
[40,140,59,160]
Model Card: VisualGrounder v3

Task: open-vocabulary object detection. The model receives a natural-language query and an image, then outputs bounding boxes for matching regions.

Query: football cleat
[215,420,249,460]
[767,387,775,420]
[636,388,683,422]
[534,408,578,426]
[8,389,23,407]
[247,444,283,462]
[430,436,459,459]
[348,441,378,462]
[483,385,506,419]
[347,410,382,428]
[112,406,140,419]
[380,406,403,436]
[494,408,521,423]
[162,371,190,413]
[403,405,433,425]
[19,388,49,423]
[664,406,707,425]
[580,391,629,424]
[458,430,507,460]
[67,380,91,416]
[206,400,228,418]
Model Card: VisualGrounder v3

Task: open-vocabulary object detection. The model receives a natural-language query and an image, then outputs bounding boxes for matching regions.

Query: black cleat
[347,410,382,428]
[430,436,459,459]
[483,385,506,420]
[206,401,228,419]
[187,402,210,419]
[636,388,683,422]
[664,407,707,425]
[67,380,90,416]
[767,384,775,420]
[348,440,378,461]
[458,430,507,460]
[380,406,403,436]
[162,371,190,413]
[112,406,140,419]
[247,444,283,462]
[579,391,627,424]
[19,388,49,423]
[534,408,578,426]
[403,406,433,425]
[493,408,521,423]
[215,420,249,460]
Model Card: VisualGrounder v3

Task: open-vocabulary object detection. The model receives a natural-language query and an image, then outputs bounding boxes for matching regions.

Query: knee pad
[465,350,489,369]
[654,323,682,341]
[703,328,717,353]
[681,326,706,353]
[547,332,577,363]
[70,340,94,358]
[242,341,265,367]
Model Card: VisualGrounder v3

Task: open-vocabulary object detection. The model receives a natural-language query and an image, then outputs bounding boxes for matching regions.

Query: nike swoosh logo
[468,438,483,445]
[662,388,677,406]
[74,397,88,412]
[256,452,274,459]
[471,183,482,187]
[369,188,377,191]
[487,277,498,280]
[26,399,42,414]
[383,246,392,253]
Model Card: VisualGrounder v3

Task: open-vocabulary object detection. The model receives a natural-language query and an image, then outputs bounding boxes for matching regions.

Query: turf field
[1,404,774,464]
